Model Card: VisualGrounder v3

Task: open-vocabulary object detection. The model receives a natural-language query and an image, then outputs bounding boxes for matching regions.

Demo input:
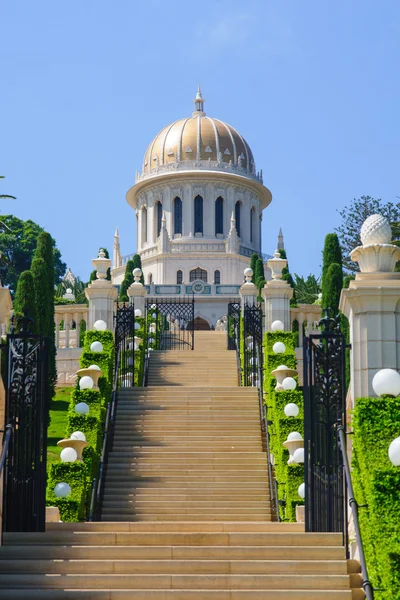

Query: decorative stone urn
[283,432,304,465]
[76,365,103,390]
[92,250,110,280]
[57,438,88,462]
[271,365,298,391]
[350,214,400,274]
[267,250,287,280]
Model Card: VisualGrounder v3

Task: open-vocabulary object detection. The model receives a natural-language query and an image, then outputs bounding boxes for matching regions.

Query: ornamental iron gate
[243,303,263,387]
[227,301,240,351]
[2,319,49,533]
[146,296,195,350]
[303,312,347,536]
[114,301,136,389]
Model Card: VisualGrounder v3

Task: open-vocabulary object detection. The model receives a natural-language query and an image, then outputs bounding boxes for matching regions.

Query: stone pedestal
[340,273,400,400]
[262,280,293,331]
[127,282,148,313]
[85,250,118,330]
[239,282,258,311]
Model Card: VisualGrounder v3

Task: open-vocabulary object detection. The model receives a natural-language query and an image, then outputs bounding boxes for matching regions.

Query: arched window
[142,207,148,244]
[250,207,256,243]
[214,270,221,284]
[156,201,162,237]
[177,270,183,284]
[174,197,182,235]
[190,267,207,282]
[194,195,203,234]
[235,201,241,237]
[215,197,223,235]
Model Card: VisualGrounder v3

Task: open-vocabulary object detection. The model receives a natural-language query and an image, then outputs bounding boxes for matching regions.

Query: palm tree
[0,176,16,200]
[294,274,321,304]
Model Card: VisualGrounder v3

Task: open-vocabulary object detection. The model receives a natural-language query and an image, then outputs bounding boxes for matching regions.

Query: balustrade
[55,304,88,349]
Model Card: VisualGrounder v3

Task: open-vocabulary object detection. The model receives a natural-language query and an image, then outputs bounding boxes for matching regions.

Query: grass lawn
[47,387,71,466]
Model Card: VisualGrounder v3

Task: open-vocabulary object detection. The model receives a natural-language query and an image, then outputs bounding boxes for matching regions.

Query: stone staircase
[0,331,365,598]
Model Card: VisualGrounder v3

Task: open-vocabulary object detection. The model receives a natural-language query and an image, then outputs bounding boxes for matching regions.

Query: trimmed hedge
[352,397,400,599]
[263,331,304,521]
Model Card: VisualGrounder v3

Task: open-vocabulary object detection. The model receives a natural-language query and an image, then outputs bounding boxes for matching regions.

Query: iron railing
[0,424,13,477]
[338,426,374,599]
[146,297,195,351]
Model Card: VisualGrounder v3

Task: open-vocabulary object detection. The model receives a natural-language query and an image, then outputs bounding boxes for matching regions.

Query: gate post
[127,268,147,314]
[239,268,258,311]
[85,250,118,330]
[262,250,293,331]
[340,215,400,401]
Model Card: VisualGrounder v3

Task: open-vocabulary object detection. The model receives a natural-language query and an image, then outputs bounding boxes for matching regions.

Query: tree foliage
[255,258,265,288]
[0,176,16,200]
[250,253,259,282]
[335,196,400,272]
[55,277,86,304]
[0,215,66,295]
[34,232,56,398]
[13,270,37,330]
[294,274,320,304]
[321,233,343,314]
[278,249,296,305]
[321,233,342,286]
[132,253,144,284]
[119,259,135,302]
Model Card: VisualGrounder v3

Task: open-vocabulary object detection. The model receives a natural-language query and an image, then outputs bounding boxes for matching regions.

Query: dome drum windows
[250,207,256,244]
[214,270,221,285]
[235,201,241,238]
[156,201,163,238]
[194,195,203,235]
[177,270,183,284]
[173,197,182,236]
[215,196,224,236]
[190,268,207,282]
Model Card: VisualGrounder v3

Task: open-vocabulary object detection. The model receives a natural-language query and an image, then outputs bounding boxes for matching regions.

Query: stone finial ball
[271,320,284,332]
[244,267,253,277]
[360,214,392,246]
[66,288,72,294]
[133,268,142,276]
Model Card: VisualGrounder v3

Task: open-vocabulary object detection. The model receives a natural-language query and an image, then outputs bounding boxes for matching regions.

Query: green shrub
[352,397,400,598]
[263,330,305,521]
[47,462,87,521]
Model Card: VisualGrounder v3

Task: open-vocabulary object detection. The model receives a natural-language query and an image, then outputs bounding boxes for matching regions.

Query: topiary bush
[263,330,305,521]
[352,396,400,599]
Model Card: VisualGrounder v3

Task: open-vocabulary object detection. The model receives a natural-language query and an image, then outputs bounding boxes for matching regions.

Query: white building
[111,87,276,329]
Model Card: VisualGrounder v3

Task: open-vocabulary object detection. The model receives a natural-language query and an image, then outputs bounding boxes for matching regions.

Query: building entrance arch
[189,316,211,330]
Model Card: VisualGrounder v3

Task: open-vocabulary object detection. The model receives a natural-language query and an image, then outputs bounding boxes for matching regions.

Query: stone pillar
[85,250,118,330]
[239,268,258,311]
[127,268,148,314]
[340,214,400,401]
[65,318,71,349]
[262,250,293,331]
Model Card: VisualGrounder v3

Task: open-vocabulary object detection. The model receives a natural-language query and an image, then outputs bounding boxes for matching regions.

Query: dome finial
[193,84,205,115]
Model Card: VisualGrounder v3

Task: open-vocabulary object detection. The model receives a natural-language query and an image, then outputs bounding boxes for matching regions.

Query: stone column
[340,214,400,401]
[262,250,293,331]
[239,268,258,311]
[85,250,118,330]
[127,268,148,314]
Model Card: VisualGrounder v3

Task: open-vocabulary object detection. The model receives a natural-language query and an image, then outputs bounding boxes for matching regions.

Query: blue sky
[2,0,400,280]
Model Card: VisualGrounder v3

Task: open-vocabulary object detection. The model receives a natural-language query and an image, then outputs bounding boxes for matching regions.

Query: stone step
[0,558,353,575]
[0,590,356,599]
[4,532,345,547]
[45,522,302,533]
[100,515,273,522]
[0,573,356,590]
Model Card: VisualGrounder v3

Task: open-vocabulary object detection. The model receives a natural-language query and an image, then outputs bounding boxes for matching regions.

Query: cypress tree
[34,232,56,397]
[322,263,343,315]
[279,249,296,305]
[119,259,135,302]
[13,270,37,330]
[132,253,144,284]
[31,257,49,336]
[255,258,265,289]
[250,253,259,282]
[322,234,342,288]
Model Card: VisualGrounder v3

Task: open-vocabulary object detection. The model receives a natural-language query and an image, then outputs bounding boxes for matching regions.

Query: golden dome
[142,87,257,177]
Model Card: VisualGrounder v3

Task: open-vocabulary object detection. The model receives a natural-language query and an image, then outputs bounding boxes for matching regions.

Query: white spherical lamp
[282,377,297,391]
[388,436,400,466]
[271,320,284,332]
[273,342,286,354]
[70,431,86,442]
[148,338,155,344]
[90,341,103,353]
[287,431,303,442]
[88,364,101,371]
[284,403,299,418]
[93,319,107,331]
[152,313,157,319]
[54,482,71,498]
[134,309,142,317]
[60,447,78,463]
[79,376,94,390]
[298,483,305,499]
[372,369,400,397]
[293,447,305,464]
[75,402,89,415]
[134,322,140,330]
[149,324,156,333]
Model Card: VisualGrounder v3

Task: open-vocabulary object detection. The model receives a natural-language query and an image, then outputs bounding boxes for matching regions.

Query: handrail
[88,346,121,521]
[338,425,374,600]
[256,344,280,522]
[234,322,241,385]
[0,424,13,477]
